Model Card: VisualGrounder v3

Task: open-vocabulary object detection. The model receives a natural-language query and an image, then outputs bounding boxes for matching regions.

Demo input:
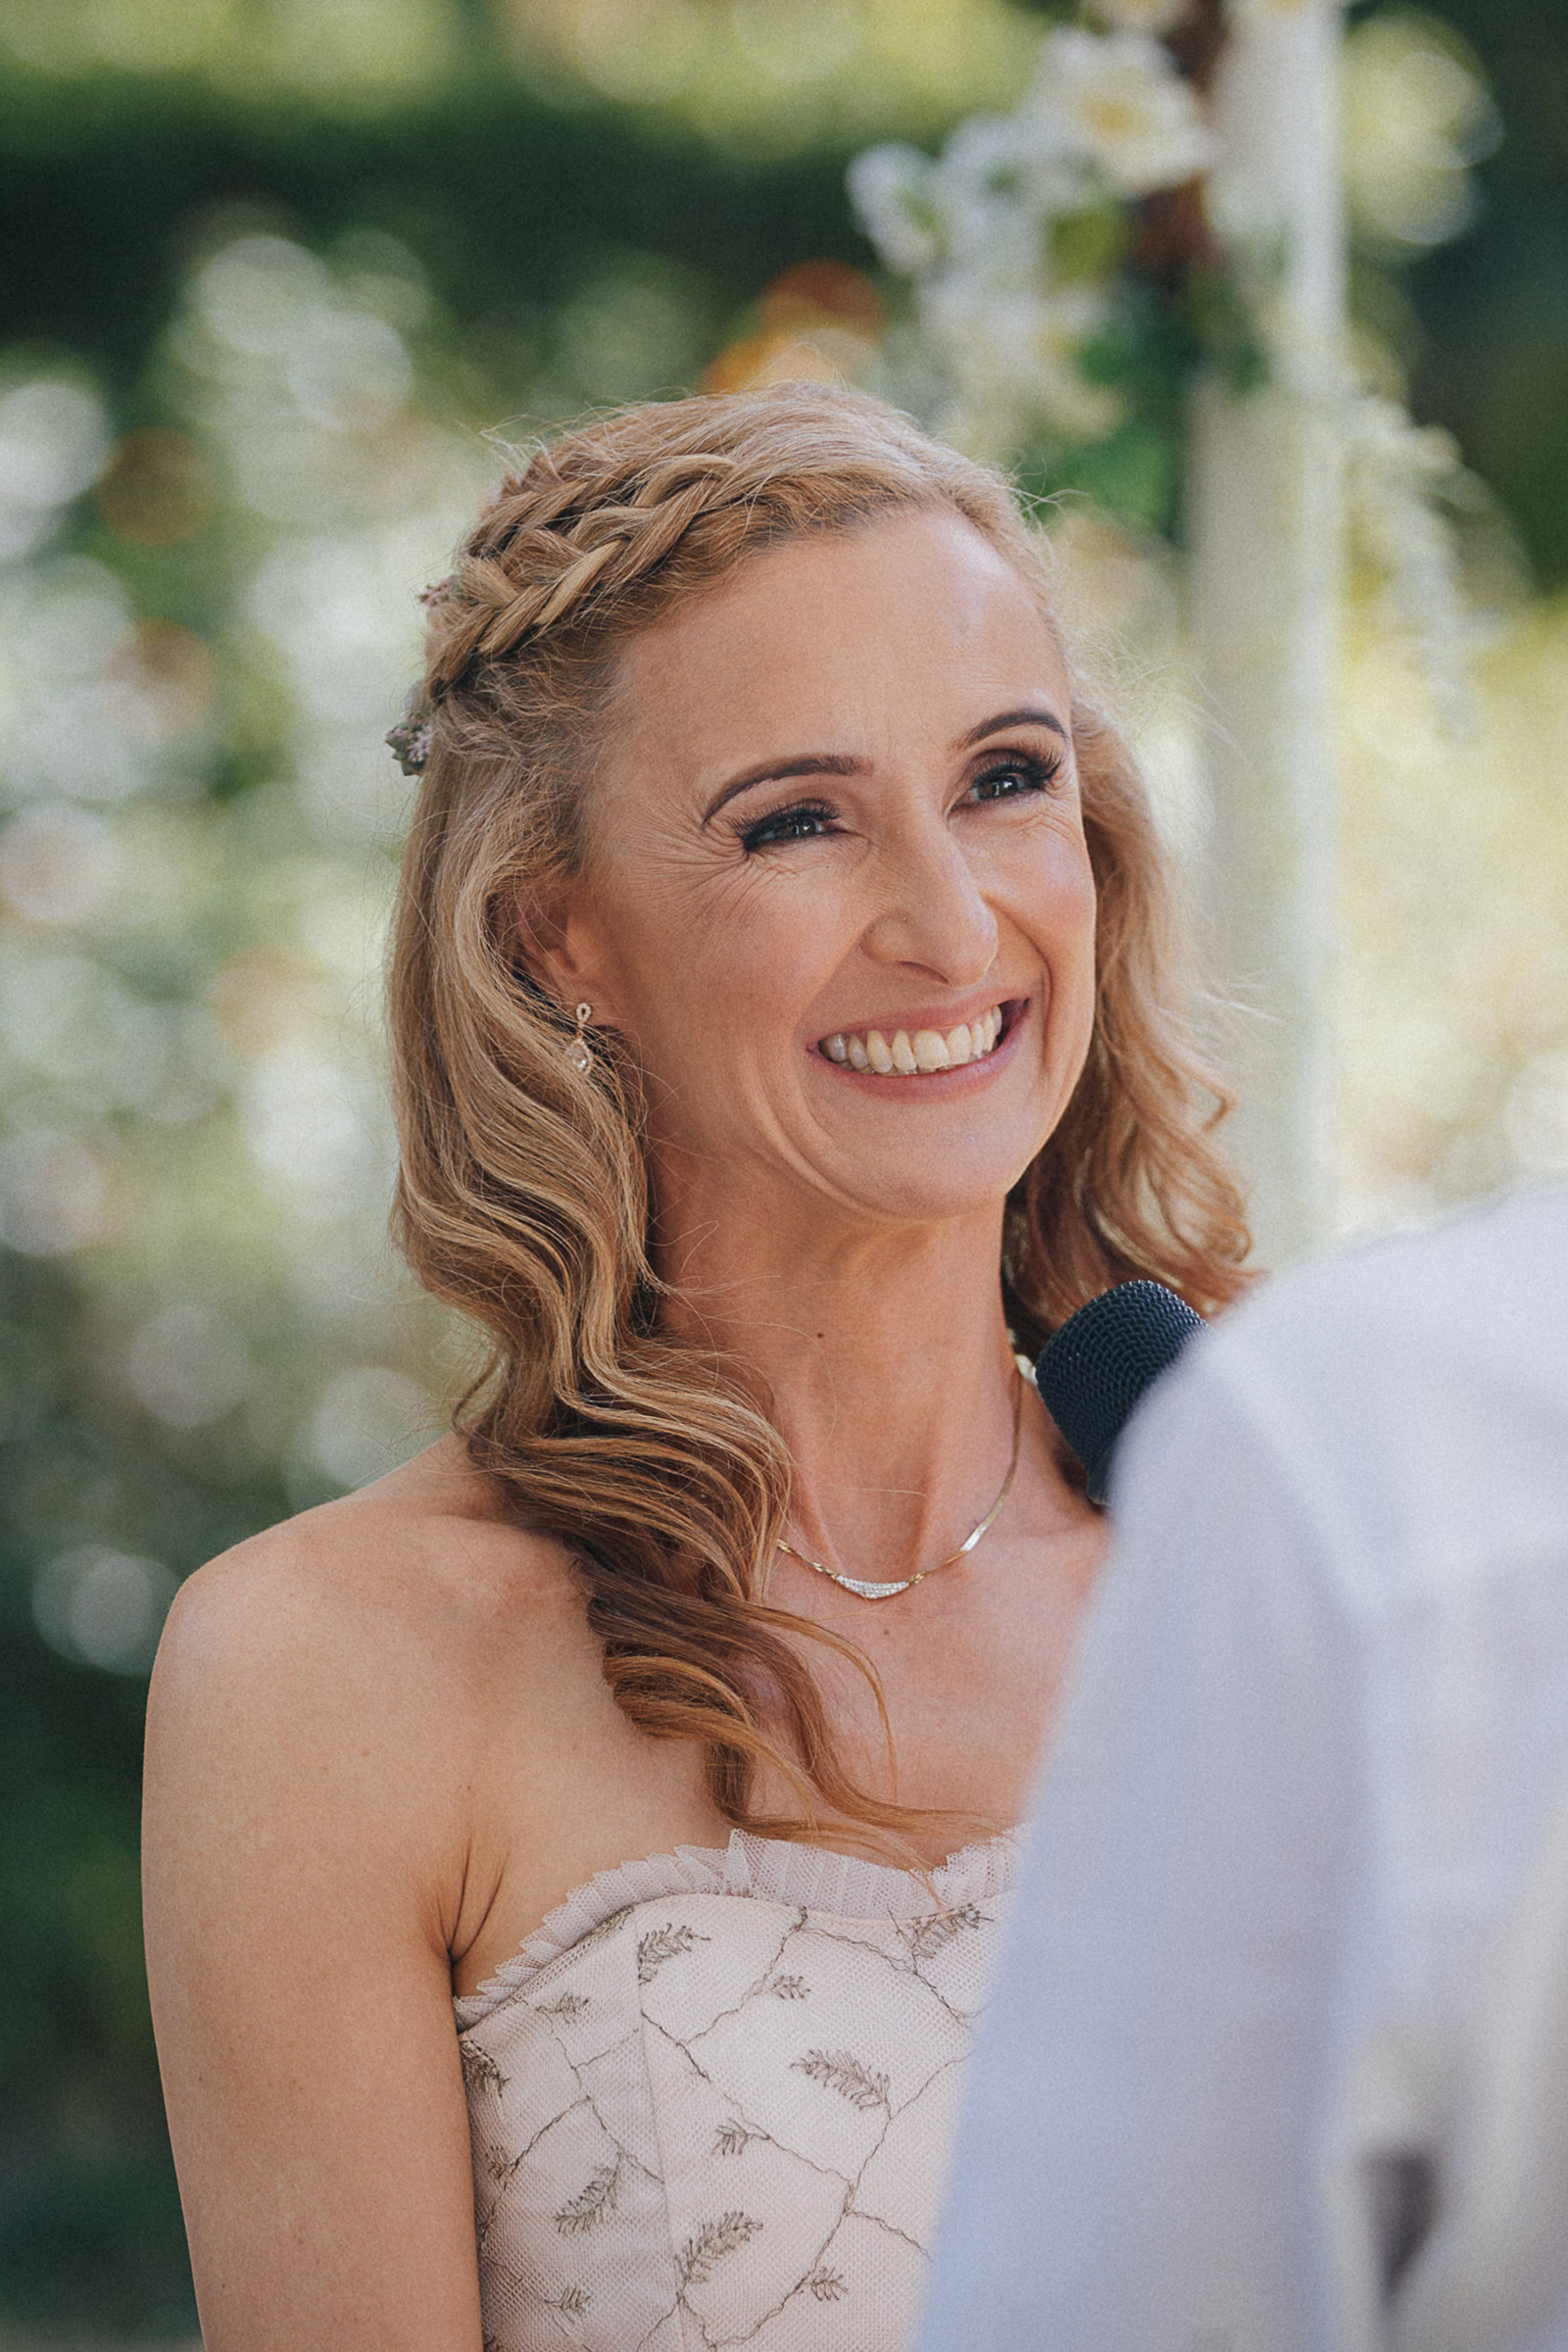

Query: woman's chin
[806,1144,1043,1231]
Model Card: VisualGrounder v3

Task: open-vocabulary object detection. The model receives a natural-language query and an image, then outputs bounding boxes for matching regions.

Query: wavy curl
[389,381,1250,1853]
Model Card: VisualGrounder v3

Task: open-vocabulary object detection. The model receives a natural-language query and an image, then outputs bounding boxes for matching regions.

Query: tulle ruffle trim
[453,1827,1017,2026]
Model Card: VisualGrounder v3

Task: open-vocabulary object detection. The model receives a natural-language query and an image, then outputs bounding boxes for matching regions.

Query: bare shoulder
[146,1432,714,2000]
[154,1434,580,1732]
[144,1436,613,1982]
[145,1435,604,1923]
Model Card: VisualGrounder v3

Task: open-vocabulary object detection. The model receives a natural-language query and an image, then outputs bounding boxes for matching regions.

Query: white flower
[848,144,947,276]
[852,122,1094,285]
[1086,0,1192,32]
[920,271,1124,446]
[850,29,1217,295]
[938,114,1099,271]
[1026,26,1219,198]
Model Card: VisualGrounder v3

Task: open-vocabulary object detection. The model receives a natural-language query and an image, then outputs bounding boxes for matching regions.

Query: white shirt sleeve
[916,1337,1379,2352]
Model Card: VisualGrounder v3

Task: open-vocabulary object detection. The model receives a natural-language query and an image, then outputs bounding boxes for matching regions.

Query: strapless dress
[453,1829,1017,2351]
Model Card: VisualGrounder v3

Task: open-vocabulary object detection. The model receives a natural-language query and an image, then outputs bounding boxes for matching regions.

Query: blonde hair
[389,381,1249,1850]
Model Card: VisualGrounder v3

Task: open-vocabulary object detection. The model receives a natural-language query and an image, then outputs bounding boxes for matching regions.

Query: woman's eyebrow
[702,751,866,824]
[956,706,1069,749]
[701,707,1067,824]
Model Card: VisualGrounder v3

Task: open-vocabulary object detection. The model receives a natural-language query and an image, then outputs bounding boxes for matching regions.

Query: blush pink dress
[453,1831,1016,2351]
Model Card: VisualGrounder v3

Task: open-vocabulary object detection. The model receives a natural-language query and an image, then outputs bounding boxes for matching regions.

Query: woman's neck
[655,1179,1021,1592]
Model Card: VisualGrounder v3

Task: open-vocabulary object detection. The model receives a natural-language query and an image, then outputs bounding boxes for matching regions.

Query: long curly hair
[389,381,1250,1852]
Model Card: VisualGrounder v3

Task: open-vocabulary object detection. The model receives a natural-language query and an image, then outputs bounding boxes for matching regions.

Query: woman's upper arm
[142,1531,485,2352]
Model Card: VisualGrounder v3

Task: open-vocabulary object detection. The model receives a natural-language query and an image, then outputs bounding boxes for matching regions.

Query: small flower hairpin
[385,710,431,775]
[386,579,454,771]
[385,573,462,771]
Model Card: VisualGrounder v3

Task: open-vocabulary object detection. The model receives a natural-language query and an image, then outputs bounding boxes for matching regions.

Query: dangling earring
[567,1002,593,1073]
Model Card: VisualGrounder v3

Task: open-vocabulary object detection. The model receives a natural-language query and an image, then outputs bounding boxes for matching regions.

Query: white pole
[1190,0,1346,1267]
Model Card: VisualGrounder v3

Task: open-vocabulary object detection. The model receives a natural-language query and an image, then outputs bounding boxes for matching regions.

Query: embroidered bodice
[453,1831,1017,2351]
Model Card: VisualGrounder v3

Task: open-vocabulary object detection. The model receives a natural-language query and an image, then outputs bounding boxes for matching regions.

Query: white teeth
[824,1004,1009,1075]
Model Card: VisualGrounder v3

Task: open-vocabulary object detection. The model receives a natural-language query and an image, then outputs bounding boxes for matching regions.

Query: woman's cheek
[1037,842,1098,1055]
[1014,824,1095,954]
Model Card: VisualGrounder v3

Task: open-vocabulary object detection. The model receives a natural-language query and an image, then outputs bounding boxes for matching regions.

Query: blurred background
[0,0,1564,2339]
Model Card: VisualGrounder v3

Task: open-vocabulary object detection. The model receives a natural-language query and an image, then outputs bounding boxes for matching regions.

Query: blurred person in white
[917,1184,1568,2352]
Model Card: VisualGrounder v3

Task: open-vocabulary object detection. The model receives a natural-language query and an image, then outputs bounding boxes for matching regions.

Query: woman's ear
[513,882,618,1027]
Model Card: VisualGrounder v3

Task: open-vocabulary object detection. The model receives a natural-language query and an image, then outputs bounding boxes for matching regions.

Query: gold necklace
[775,1370,1025,1601]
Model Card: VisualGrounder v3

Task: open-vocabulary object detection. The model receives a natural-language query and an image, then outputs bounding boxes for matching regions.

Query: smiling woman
[142,382,1250,2352]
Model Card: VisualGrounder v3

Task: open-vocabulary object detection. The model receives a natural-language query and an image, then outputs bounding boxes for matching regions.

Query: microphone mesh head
[1034,1280,1204,1503]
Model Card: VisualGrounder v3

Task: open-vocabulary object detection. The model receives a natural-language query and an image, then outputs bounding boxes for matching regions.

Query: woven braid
[413,387,967,716]
[423,446,754,699]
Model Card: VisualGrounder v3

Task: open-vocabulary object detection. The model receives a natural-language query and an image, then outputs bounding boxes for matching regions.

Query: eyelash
[738,798,838,852]
[966,749,1064,805]
[736,749,1064,854]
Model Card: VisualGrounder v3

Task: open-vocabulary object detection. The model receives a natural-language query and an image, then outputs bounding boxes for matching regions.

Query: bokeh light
[703,261,886,394]
[96,429,214,548]
[32,1545,179,1675]
[304,1365,439,1493]
[0,376,109,560]
[1345,12,1499,253]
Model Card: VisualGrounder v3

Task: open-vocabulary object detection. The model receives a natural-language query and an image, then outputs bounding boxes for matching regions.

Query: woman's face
[540,505,1098,1236]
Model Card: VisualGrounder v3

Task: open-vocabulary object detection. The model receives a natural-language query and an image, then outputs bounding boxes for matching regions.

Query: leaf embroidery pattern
[712,2119,764,2156]
[554,2158,623,2235]
[484,2143,521,2185]
[539,1990,591,2020]
[636,1922,710,1984]
[899,1904,989,1962]
[576,1904,634,1951]
[549,2285,592,2318]
[678,2211,762,2287]
[459,2037,507,2098]
[765,1973,808,2000]
[792,2048,891,2112]
[808,2267,848,2302]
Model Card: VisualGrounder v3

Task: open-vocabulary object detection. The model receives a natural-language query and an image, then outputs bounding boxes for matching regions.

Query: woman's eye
[964,752,1062,806]
[738,799,838,852]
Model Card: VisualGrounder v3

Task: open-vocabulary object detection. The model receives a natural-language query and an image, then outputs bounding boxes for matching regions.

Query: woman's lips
[812,999,1027,1085]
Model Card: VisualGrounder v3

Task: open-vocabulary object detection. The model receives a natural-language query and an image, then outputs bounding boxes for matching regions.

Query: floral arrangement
[850,0,1252,527]
[847,0,1488,713]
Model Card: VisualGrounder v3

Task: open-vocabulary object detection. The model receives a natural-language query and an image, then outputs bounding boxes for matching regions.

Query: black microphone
[1034,1280,1204,1505]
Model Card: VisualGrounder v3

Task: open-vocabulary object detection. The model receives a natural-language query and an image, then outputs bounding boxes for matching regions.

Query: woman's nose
[859,822,999,986]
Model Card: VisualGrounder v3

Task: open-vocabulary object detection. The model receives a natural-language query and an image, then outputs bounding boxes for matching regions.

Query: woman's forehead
[606,509,1069,770]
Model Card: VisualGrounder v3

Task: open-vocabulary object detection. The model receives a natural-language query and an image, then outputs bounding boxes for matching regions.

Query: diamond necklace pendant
[774,1371,1024,1601]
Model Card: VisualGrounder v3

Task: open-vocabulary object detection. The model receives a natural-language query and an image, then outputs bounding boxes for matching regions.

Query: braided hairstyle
[389,381,1250,1854]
